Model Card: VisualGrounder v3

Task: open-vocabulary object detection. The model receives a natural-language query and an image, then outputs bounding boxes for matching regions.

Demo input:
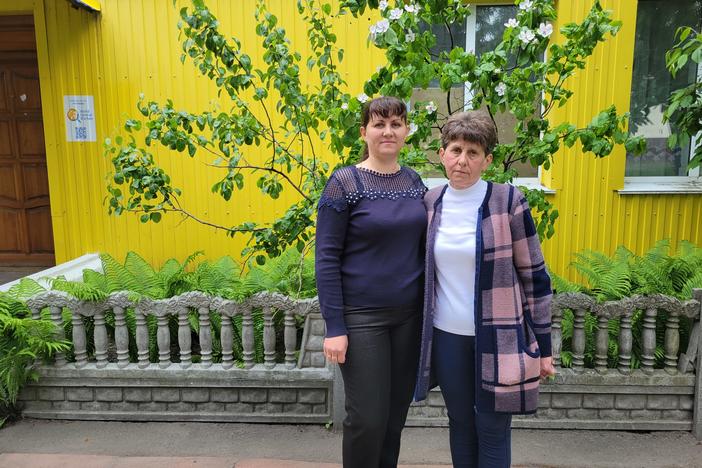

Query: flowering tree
[664,25,702,170]
[105,0,644,262]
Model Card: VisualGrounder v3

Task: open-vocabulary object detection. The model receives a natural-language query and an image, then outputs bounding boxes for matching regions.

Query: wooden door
[0,15,54,266]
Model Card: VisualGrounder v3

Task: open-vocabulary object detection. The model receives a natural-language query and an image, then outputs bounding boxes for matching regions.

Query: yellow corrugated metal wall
[542,0,702,278]
[2,0,384,268]
[2,0,701,276]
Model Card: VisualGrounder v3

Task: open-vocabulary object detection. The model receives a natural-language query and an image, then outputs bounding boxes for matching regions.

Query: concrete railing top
[26,290,321,317]
[552,292,702,319]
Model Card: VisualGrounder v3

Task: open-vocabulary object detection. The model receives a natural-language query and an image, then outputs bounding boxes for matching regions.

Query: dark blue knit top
[314,165,427,337]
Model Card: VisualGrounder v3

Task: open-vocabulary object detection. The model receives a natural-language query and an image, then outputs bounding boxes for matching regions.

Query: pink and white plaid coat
[414,182,552,414]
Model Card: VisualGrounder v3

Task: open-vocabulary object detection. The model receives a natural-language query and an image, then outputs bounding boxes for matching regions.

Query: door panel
[11,68,42,111]
[17,120,44,156]
[0,15,54,266]
[27,206,54,253]
[0,70,7,111]
[0,208,22,253]
[22,164,49,203]
[0,121,12,155]
[0,164,18,203]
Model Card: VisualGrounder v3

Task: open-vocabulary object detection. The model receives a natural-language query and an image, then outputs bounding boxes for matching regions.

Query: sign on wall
[64,95,96,142]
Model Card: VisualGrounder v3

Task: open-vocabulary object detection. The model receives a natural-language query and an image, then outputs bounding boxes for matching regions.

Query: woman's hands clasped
[324,335,348,364]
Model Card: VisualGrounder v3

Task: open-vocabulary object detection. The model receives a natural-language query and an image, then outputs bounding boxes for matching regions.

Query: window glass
[626,0,702,177]
[475,5,537,178]
[414,5,538,178]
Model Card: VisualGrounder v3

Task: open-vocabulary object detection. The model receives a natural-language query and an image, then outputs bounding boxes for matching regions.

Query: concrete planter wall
[17,290,702,439]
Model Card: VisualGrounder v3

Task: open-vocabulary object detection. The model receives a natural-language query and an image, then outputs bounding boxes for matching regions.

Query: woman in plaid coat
[414,111,555,467]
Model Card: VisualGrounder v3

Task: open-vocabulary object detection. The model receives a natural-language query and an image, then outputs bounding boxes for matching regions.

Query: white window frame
[619,25,702,194]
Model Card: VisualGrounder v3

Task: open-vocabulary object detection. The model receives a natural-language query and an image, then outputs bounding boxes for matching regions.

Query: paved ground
[1,419,701,467]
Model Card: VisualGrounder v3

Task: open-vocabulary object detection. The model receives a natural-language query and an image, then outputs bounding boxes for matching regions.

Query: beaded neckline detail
[356,165,403,178]
[317,165,427,212]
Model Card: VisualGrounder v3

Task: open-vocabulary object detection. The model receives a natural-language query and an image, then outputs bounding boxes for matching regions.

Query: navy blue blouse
[314,165,427,337]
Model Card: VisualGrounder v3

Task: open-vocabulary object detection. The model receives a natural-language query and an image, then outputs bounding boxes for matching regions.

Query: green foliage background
[552,240,702,369]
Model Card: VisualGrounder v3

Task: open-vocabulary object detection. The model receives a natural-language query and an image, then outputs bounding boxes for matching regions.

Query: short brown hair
[441,111,497,155]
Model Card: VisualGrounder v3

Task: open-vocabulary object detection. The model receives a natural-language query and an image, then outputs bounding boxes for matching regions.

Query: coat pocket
[490,324,541,386]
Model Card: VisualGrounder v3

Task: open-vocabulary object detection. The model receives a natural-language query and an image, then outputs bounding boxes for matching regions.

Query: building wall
[1,0,385,268]
[543,0,702,277]
[1,0,700,278]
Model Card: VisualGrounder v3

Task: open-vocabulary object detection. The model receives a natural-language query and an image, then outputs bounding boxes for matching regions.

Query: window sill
[618,178,702,195]
[424,177,555,194]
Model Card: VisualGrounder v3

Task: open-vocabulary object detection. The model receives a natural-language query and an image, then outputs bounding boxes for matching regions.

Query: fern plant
[0,292,69,427]
[557,240,701,370]
[27,248,316,367]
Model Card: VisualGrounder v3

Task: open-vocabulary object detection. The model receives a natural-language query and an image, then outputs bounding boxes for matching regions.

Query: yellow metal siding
[541,0,702,279]
[3,0,383,267]
[1,0,700,277]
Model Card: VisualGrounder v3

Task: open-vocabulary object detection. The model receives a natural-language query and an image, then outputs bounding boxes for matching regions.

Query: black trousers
[339,304,421,468]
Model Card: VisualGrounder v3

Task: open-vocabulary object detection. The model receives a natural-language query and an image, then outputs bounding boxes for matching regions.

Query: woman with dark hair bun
[315,96,427,468]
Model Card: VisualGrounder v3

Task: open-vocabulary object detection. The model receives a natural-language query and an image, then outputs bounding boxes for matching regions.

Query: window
[416,4,542,181]
[625,0,702,182]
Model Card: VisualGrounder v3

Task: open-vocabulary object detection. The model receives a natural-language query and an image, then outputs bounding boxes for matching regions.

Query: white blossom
[369,18,390,37]
[537,22,553,38]
[408,122,418,136]
[495,82,507,97]
[404,4,420,14]
[504,18,519,28]
[519,0,534,11]
[405,31,416,42]
[425,101,437,114]
[389,8,403,20]
[357,93,370,103]
[518,28,536,44]
[379,0,389,11]
[494,68,502,74]
[341,103,349,110]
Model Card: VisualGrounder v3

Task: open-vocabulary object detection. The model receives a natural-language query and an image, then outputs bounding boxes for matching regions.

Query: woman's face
[439,139,492,189]
[360,114,409,159]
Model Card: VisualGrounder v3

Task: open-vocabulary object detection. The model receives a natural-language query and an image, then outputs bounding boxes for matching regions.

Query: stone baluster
[198,307,212,368]
[641,307,658,373]
[284,310,297,369]
[94,311,108,368]
[242,308,255,369]
[136,311,149,368]
[618,311,633,374]
[263,307,276,369]
[157,314,171,368]
[572,308,586,372]
[50,306,66,366]
[221,314,234,369]
[551,308,563,367]
[114,307,130,368]
[178,308,192,369]
[595,314,609,372]
[71,309,88,367]
[30,307,40,320]
[664,311,680,374]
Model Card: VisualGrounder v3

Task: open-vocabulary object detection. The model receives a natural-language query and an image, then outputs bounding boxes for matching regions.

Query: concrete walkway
[1,419,701,467]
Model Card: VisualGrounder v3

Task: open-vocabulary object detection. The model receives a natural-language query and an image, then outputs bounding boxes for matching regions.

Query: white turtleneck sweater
[433,179,488,336]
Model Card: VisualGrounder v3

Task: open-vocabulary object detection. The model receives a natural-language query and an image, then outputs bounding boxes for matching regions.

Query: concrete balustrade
[17,289,702,439]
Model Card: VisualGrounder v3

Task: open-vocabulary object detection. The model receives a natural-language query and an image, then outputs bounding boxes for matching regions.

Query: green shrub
[552,240,702,369]
[0,292,69,427]
[26,248,316,366]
